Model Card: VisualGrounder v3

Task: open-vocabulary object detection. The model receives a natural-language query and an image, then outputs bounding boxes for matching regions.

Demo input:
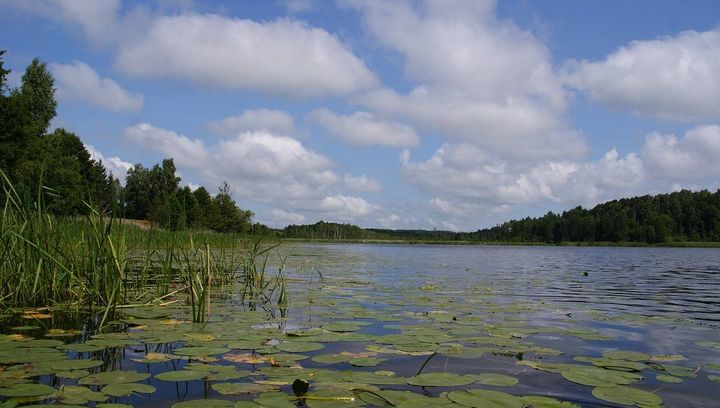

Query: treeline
[473,190,720,244]
[280,190,720,244]
[0,52,119,214]
[0,52,259,234]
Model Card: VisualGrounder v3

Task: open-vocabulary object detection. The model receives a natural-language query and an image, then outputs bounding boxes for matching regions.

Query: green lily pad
[306,389,365,407]
[348,357,385,367]
[591,386,663,406]
[407,372,476,387]
[473,373,518,386]
[102,383,156,396]
[561,366,642,387]
[51,359,103,371]
[448,389,523,408]
[656,374,683,383]
[521,396,580,408]
[212,382,277,395]
[0,383,55,397]
[603,350,650,362]
[156,370,207,382]
[78,370,150,385]
[171,399,235,407]
[56,385,108,404]
[254,392,296,408]
[55,370,90,379]
[709,375,720,382]
[276,342,324,353]
[174,347,230,356]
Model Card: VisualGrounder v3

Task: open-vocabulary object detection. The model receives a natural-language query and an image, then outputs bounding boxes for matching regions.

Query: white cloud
[267,209,306,225]
[641,125,720,180]
[84,143,133,184]
[50,61,143,111]
[343,174,383,193]
[567,28,720,121]
[318,195,379,219]
[402,123,720,228]
[123,123,382,222]
[351,0,586,160]
[209,109,295,136]
[2,0,121,47]
[309,108,419,148]
[115,14,378,97]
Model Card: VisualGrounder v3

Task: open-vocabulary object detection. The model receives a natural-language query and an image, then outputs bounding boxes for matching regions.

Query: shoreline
[279,238,720,248]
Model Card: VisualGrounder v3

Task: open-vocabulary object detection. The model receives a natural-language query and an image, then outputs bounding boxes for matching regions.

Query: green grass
[0,172,286,322]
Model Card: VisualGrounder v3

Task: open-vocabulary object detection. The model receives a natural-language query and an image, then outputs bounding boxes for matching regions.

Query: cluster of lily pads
[1,245,719,408]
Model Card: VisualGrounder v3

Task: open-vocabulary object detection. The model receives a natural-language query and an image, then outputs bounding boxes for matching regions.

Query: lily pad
[591,386,663,406]
[51,359,103,371]
[102,383,156,396]
[171,399,235,408]
[174,347,230,356]
[0,383,55,397]
[603,350,650,362]
[448,389,523,408]
[561,366,642,387]
[155,370,207,382]
[407,372,476,387]
[473,373,518,386]
[78,370,150,385]
[276,342,324,353]
[348,357,385,367]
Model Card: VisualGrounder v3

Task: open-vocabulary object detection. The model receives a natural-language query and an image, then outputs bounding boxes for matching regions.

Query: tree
[0,50,10,94]
[20,58,56,135]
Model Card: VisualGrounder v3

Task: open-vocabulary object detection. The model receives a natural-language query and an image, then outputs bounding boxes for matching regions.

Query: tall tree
[20,58,56,135]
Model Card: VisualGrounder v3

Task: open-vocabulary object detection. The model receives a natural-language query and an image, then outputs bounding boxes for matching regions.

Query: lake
[1,244,719,407]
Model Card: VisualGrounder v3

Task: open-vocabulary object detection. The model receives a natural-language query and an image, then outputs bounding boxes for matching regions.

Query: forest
[280,190,720,244]
[0,52,257,234]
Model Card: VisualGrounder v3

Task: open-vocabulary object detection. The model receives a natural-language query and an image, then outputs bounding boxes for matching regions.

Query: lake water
[1,244,719,407]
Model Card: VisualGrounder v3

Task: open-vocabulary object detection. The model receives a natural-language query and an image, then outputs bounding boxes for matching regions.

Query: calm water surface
[1,244,718,407]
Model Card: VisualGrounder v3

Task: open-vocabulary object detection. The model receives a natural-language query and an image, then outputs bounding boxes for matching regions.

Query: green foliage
[282,191,720,245]
[20,58,56,135]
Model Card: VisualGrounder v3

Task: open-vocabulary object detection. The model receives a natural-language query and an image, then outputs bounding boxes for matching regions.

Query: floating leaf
[656,374,683,383]
[603,350,650,362]
[407,372,475,387]
[102,383,156,396]
[78,371,150,385]
[447,389,523,408]
[473,373,518,386]
[171,399,235,407]
[561,366,642,387]
[51,359,103,371]
[0,383,55,397]
[591,386,662,406]
[174,347,230,356]
[155,370,207,382]
[276,342,323,353]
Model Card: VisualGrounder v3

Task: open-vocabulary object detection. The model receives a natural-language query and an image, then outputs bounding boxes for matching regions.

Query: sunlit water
[1,244,719,407]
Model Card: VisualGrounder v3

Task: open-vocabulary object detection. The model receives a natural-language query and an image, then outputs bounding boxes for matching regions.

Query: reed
[0,172,287,320]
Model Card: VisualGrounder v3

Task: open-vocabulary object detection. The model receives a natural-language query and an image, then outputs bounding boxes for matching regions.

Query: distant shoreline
[280,238,720,248]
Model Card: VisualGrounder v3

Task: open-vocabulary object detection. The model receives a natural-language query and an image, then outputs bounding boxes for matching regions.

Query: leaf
[407,372,476,387]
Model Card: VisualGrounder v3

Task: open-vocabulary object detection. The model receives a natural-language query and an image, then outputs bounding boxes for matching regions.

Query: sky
[1,0,719,231]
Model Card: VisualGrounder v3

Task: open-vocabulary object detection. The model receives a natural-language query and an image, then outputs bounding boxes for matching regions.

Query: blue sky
[2,0,719,230]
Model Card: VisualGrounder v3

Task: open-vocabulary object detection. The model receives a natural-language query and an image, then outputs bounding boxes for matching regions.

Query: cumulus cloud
[403,123,720,228]
[50,61,143,111]
[116,14,377,97]
[642,125,720,180]
[123,123,382,222]
[567,28,720,121]
[318,195,379,219]
[84,143,133,184]
[267,209,306,226]
[209,109,295,136]
[2,0,121,46]
[309,108,419,148]
[351,0,586,160]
